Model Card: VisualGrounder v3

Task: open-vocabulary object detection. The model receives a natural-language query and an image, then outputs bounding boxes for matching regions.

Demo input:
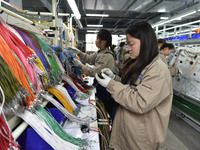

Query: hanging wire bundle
[69,73,92,90]
[14,28,49,90]
[54,85,77,110]
[35,105,87,147]
[16,108,81,150]
[47,86,75,114]
[21,29,51,72]
[0,33,37,108]
[89,99,111,150]
[0,57,22,149]
[41,94,90,125]
[62,74,90,100]
[0,13,96,149]
[0,56,26,111]
[53,46,71,74]
[29,32,62,83]
[0,108,20,150]
[0,30,37,109]
[0,23,36,88]
[63,48,82,76]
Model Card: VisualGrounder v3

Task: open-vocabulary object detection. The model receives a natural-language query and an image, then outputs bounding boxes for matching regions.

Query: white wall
[85,34,120,52]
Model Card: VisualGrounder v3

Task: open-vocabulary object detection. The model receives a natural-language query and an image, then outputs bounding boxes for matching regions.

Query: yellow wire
[48,87,74,114]
[35,57,49,86]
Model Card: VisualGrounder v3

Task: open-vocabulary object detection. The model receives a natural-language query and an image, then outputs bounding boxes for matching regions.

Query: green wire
[35,105,86,147]
[11,50,34,90]
[29,32,61,80]
[0,56,22,106]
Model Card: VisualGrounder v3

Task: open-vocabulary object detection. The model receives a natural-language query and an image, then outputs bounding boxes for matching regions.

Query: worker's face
[163,48,174,56]
[127,34,141,60]
[95,35,106,50]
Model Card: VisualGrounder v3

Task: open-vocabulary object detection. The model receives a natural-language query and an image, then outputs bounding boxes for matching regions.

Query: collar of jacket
[97,47,113,54]
[159,51,165,55]
[140,54,160,76]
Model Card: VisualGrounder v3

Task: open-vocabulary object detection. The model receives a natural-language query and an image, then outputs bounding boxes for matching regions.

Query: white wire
[16,109,79,150]
[62,75,90,100]
[0,86,5,115]
[55,85,77,109]
[62,75,80,92]
[42,94,90,124]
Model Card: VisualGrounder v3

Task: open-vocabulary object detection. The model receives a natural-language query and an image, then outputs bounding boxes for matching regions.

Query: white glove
[178,68,183,75]
[67,46,80,54]
[101,68,115,79]
[95,73,112,88]
[73,58,82,67]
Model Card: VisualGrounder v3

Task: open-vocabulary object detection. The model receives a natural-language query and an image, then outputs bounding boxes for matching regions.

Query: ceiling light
[153,10,197,28]
[87,30,98,33]
[153,20,170,28]
[86,14,109,17]
[179,11,196,18]
[170,17,182,22]
[157,20,200,33]
[67,0,81,19]
[160,17,169,20]
[74,17,83,29]
[170,11,196,22]
[87,25,103,27]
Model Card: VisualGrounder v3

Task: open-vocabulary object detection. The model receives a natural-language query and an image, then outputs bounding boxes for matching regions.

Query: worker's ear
[101,40,106,45]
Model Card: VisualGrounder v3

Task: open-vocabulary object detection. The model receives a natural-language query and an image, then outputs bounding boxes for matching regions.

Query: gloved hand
[73,58,82,67]
[101,68,115,79]
[67,46,80,54]
[95,73,112,88]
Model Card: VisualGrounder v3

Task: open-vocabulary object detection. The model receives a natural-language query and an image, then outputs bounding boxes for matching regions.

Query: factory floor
[160,111,200,150]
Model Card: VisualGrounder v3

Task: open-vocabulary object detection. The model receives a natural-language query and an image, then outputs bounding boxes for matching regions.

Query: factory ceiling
[15,0,200,35]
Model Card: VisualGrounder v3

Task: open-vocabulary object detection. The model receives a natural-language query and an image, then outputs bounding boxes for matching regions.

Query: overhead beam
[120,0,137,11]
[40,0,52,12]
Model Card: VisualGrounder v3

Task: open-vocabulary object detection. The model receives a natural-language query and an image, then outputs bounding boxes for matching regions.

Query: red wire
[64,74,89,94]
[90,129,108,150]
[0,114,20,150]
[89,99,110,132]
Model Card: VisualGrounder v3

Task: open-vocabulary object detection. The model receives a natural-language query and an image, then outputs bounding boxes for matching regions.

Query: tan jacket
[78,47,115,77]
[107,55,173,150]
[159,52,178,76]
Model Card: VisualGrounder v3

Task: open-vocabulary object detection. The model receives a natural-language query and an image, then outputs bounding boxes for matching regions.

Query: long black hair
[121,21,159,84]
[97,29,113,52]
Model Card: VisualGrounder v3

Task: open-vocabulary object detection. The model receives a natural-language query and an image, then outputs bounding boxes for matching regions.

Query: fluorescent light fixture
[153,10,196,28]
[67,0,81,19]
[153,20,170,28]
[179,11,196,18]
[170,11,196,22]
[74,17,83,29]
[170,17,182,22]
[87,25,103,27]
[87,30,98,33]
[86,14,109,17]
[160,17,169,20]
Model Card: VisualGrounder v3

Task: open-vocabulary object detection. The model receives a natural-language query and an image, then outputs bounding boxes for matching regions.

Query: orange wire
[89,99,110,132]
[0,35,37,107]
